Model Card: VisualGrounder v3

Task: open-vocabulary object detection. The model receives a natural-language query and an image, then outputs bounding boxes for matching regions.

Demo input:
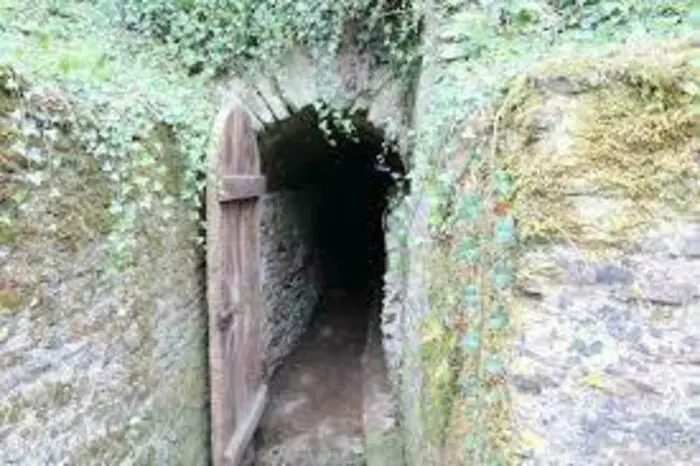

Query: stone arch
[207,47,415,464]
[216,48,412,157]
[211,46,415,375]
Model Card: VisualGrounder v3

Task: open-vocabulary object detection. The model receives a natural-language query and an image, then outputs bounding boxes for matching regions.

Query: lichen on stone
[494,35,700,464]
[501,37,700,254]
[0,62,209,465]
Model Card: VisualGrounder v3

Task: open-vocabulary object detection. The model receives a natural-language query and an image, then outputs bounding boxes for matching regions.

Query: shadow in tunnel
[312,136,396,297]
[253,108,405,466]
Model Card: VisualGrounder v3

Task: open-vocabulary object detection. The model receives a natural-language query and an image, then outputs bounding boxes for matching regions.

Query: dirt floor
[253,289,371,466]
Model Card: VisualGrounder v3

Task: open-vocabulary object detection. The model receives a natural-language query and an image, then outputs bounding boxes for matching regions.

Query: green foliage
[407,1,699,464]
[0,0,215,271]
[1,0,698,463]
[0,0,426,271]
[501,38,699,250]
[553,0,691,31]
[118,0,422,77]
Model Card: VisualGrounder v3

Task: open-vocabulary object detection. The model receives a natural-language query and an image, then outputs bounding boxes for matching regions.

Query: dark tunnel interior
[311,136,398,296]
[253,107,407,464]
[260,106,406,311]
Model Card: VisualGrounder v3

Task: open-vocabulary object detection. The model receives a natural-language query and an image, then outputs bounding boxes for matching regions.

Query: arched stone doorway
[206,48,414,466]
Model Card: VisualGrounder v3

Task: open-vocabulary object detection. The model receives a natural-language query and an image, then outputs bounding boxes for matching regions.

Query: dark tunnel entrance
[253,107,405,465]
[314,136,395,295]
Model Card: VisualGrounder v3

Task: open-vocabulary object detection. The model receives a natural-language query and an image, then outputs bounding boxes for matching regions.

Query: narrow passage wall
[1,69,209,466]
[260,189,320,376]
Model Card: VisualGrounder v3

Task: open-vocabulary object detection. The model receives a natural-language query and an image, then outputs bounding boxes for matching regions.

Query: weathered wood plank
[207,107,235,466]
[219,175,267,202]
[224,384,269,464]
[207,105,267,466]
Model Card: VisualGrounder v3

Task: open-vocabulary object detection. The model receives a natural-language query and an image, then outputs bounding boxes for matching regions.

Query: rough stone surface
[260,190,321,376]
[379,7,456,463]
[219,47,411,153]
[383,26,700,465]
[384,193,433,464]
[362,287,404,466]
[509,80,700,464]
[1,76,209,464]
[0,193,209,466]
[513,242,700,465]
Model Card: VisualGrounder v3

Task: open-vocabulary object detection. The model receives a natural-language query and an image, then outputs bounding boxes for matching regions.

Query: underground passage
[252,107,405,465]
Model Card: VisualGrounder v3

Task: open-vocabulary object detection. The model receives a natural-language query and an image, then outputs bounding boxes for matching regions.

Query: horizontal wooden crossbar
[218,175,266,202]
[224,384,269,464]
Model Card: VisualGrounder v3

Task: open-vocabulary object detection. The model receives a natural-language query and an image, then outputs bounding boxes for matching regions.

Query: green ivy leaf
[485,451,508,466]
[58,55,77,73]
[458,193,482,221]
[463,284,480,306]
[458,236,481,262]
[488,310,509,329]
[468,148,483,171]
[460,374,481,397]
[494,216,516,245]
[493,169,514,197]
[463,428,487,453]
[491,262,513,289]
[92,63,110,81]
[688,5,700,28]
[460,330,481,353]
[484,354,505,376]
[462,401,480,419]
[37,32,51,51]
[514,8,535,27]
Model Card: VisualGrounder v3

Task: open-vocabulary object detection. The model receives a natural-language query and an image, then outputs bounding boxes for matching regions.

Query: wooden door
[206,106,268,466]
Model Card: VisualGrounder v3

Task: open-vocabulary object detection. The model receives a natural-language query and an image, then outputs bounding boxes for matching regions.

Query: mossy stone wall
[395,30,699,465]
[503,37,700,464]
[0,69,209,465]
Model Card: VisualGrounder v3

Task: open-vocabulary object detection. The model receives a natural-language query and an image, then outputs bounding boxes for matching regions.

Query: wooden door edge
[224,384,269,464]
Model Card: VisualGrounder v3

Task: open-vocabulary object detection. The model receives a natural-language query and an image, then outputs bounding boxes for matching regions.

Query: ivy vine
[1,0,698,463]
[117,0,423,78]
[405,0,697,463]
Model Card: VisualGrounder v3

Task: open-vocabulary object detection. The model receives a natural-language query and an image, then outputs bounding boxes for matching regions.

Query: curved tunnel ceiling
[257,106,405,192]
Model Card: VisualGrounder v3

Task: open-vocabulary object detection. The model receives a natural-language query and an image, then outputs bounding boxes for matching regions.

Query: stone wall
[1,80,209,464]
[1,244,209,466]
[504,40,700,464]
[392,6,699,464]
[513,227,700,465]
[380,5,443,462]
[381,192,431,464]
[260,189,321,376]
[221,44,413,384]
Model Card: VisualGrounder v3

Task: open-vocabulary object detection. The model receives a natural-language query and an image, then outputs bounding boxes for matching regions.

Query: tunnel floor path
[253,289,371,466]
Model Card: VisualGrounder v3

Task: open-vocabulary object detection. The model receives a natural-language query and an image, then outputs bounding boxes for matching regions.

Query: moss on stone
[494,35,699,460]
[418,310,460,444]
[0,392,30,425]
[0,286,24,310]
[0,43,207,465]
[1,65,117,254]
[69,420,155,466]
[48,381,75,408]
[0,65,25,116]
[0,219,20,245]
[0,125,24,170]
[1,75,25,246]
[501,36,700,254]
[411,35,700,465]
